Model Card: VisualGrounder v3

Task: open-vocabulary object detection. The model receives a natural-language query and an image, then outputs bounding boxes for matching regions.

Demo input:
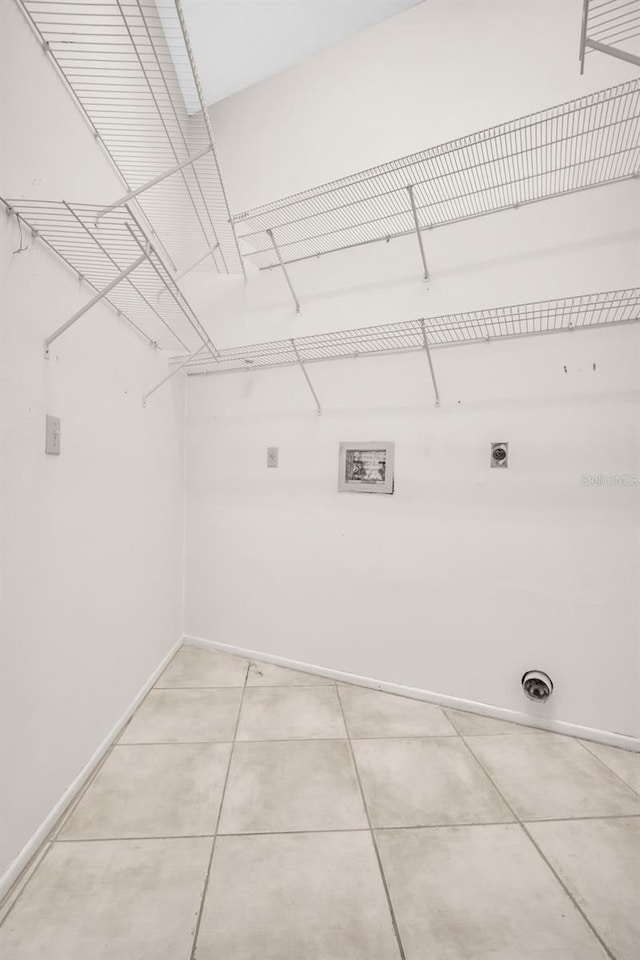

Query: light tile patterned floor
[1,645,639,960]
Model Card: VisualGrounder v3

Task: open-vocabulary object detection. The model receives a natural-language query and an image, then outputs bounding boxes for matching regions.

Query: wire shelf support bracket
[268,229,301,312]
[43,242,151,358]
[142,341,208,406]
[579,0,640,73]
[291,338,322,415]
[407,186,430,281]
[419,319,440,405]
[95,145,214,221]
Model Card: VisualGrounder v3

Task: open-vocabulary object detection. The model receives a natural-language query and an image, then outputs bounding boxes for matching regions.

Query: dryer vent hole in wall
[522,670,554,703]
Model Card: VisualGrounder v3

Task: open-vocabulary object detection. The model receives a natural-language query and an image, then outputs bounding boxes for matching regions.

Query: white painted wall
[209,0,639,212]
[185,325,640,738]
[0,2,185,883]
[184,0,640,739]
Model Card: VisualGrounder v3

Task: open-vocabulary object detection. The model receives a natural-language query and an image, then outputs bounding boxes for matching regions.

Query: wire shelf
[2,196,218,356]
[18,0,244,276]
[177,290,640,376]
[232,81,640,269]
[581,0,640,70]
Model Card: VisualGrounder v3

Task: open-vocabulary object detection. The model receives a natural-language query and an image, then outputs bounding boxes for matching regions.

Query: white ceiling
[180,0,424,105]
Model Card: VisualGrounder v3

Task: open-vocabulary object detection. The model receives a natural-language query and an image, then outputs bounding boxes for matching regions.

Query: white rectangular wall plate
[45,415,61,455]
[267,447,278,468]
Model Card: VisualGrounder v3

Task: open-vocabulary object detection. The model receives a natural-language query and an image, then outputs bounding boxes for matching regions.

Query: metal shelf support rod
[584,37,640,67]
[579,0,589,73]
[44,243,150,357]
[291,338,322,415]
[267,228,300,312]
[157,241,220,299]
[142,342,208,406]
[419,319,440,406]
[95,145,213,220]
[407,185,429,281]
[175,241,220,282]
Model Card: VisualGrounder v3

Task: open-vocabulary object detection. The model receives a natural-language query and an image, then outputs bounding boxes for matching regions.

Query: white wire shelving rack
[232,81,640,292]
[175,290,640,414]
[579,0,640,72]
[2,196,218,358]
[18,0,244,278]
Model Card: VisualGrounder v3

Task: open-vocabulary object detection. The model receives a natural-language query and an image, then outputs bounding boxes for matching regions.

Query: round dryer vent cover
[521,670,553,702]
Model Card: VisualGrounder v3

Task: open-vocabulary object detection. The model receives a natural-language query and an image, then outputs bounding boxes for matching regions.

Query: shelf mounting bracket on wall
[267,228,301,312]
[142,342,209,407]
[291,338,322,415]
[419,319,440,406]
[407,185,429,281]
[43,243,151,358]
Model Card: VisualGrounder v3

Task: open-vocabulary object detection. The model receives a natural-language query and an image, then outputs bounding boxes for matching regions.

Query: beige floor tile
[579,739,640,793]
[352,737,513,827]
[445,707,541,736]
[218,740,367,834]
[156,645,248,688]
[58,743,231,840]
[0,838,211,960]
[376,824,608,960]
[195,832,401,960]
[120,688,241,743]
[0,844,52,927]
[528,817,640,960]
[467,734,640,820]
[236,686,346,740]
[339,685,456,737]
[247,660,333,685]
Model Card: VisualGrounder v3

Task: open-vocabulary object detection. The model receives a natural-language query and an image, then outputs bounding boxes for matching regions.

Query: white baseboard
[184,634,639,752]
[0,638,182,904]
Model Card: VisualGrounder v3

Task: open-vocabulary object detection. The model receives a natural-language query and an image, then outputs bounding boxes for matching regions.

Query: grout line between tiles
[576,739,640,797]
[519,822,618,960]
[114,733,465,746]
[188,660,250,960]
[460,736,617,960]
[41,810,640,845]
[335,685,407,960]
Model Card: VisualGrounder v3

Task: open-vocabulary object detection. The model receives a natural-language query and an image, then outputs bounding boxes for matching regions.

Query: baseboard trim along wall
[184,634,640,753]
[0,638,182,904]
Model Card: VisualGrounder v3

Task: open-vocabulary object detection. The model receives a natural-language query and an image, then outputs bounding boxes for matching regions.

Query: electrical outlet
[267,447,278,468]
[46,415,61,455]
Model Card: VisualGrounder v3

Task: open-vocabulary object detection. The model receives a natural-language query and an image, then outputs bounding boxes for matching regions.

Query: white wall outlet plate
[267,447,278,468]
[45,415,61,455]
